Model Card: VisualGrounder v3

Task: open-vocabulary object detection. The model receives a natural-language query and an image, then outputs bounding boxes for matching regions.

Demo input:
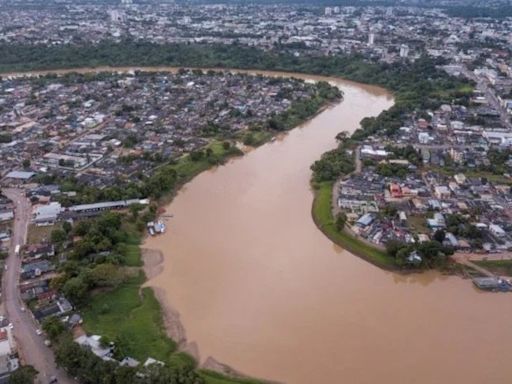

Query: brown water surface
[135,72,512,384]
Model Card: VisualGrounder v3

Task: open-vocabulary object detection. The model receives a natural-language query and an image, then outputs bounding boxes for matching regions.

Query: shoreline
[310,181,399,271]
[2,65,391,382]
[95,67,349,382]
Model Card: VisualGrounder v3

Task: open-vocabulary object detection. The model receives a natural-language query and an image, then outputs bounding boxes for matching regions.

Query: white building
[368,33,375,46]
[400,44,409,58]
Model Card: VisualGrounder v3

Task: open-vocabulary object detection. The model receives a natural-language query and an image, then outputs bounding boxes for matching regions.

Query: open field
[27,224,56,244]
[474,260,512,276]
[80,274,192,367]
[200,370,263,384]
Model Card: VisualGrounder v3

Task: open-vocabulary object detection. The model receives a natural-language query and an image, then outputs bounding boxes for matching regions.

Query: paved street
[1,188,73,384]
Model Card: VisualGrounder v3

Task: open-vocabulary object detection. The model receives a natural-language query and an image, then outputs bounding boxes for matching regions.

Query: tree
[62,221,72,234]
[42,317,66,342]
[433,229,446,243]
[22,159,30,168]
[335,212,347,231]
[51,229,67,244]
[62,276,88,305]
[335,131,348,142]
[88,264,123,288]
[8,365,37,384]
[222,141,231,150]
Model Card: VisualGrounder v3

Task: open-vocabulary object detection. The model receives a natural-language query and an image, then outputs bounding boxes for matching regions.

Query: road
[461,66,511,129]
[1,188,73,384]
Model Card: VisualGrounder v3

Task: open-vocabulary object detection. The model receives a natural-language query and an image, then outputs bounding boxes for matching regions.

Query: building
[489,224,506,237]
[33,202,63,224]
[400,44,409,58]
[368,33,375,46]
[0,327,19,382]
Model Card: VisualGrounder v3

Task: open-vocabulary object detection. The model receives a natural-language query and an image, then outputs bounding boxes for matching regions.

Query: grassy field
[81,274,189,367]
[123,244,143,267]
[474,260,512,276]
[172,140,242,184]
[311,181,396,269]
[407,214,429,234]
[239,129,273,147]
[200,370,263,384]
[27,224,56,244]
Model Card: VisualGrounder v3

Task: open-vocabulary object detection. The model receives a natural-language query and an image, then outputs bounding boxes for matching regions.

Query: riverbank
[311,181,397,269]
[9,66,342,383]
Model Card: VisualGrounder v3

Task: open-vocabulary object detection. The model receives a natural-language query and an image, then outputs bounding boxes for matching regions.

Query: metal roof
[5,171,35,179]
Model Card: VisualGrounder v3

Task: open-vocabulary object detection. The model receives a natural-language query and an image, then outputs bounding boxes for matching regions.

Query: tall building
[368,33,375,46]
[324,7,332,16]
[109,10,126,23]
[400,44,409,58]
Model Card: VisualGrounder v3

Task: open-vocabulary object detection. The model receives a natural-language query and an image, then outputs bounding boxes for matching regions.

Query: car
[36,329,43,336]
[8,323,13,330]
[20,307,25,312]
[49,376,58,384]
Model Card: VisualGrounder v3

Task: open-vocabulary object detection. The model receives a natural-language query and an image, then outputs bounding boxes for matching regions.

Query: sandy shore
[141,248,199,359]
[141,247,281,382]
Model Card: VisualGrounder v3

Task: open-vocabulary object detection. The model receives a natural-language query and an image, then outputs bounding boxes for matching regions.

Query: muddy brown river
[141,71,512,384]
[9,67,510,383]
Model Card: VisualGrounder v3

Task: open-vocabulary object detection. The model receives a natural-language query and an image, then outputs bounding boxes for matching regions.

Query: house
[427,213,446,229]
[406,250,422,265]
[434,186,451,199]
[75,335,113,361]
[32,202,63,224]
[356,213,375,228]
[454,173,467,185]
[0,211,13,222]
[489,224,506,237]
[0,327,19,382]
[389,183,402,198]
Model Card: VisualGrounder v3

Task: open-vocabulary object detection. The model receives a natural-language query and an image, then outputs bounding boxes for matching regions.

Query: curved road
[2,188,73,384]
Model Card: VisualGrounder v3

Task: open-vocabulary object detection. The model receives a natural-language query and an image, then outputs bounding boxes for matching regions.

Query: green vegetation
[81,274,183,366]
[386,239,455,269]
[240,129,273,147]
[8,365,37,384]
[199,371,263,384]
[311,140,356,183]
[375,162,410,178]
[27,224,56,244]
[52,333,202,384]
[474,260,512,276]
[311,181,395,268]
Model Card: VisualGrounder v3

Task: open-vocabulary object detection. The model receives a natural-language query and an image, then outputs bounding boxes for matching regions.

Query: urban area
[0,0,512,383]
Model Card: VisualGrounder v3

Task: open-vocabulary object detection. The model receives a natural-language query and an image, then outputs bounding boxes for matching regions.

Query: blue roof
[357,213,374,227]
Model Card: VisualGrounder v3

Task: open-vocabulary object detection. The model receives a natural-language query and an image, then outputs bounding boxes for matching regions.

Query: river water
[9,66,509,383]
[141,71,512,384]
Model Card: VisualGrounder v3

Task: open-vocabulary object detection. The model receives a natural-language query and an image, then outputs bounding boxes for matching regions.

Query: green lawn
[124,244,143,267]
[81,274,186,366]
[311,181,396,269]
[172,140,242,183]
[200,370,263,384]
[474,260,512,276]
[239,129,273,147]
